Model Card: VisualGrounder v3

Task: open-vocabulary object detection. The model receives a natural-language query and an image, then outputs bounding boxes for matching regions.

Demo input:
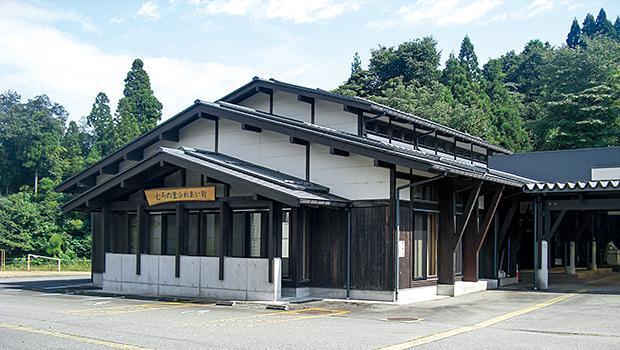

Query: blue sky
[1,0,619,121]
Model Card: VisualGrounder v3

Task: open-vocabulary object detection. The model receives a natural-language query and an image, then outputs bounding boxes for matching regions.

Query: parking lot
[1,273,619,349]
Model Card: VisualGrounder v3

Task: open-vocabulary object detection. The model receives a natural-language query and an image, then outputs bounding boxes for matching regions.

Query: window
[282,210,290,278]
[413,212,438,280]
[231,210,268,258]
[163,214,177,255]
[149,214,162,255]
[187,212,200,256]
[203,212,218,256]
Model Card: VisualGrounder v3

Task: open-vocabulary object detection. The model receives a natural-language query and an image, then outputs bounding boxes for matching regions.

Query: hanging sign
[144,187,216,206]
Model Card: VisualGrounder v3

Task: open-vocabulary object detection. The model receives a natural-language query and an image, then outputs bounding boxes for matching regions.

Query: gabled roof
[57,78,528,195]
[63,147,348,212]
[220,77,511,155]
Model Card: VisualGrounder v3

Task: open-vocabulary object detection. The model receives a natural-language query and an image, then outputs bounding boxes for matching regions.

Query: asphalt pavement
[1,272,619,349]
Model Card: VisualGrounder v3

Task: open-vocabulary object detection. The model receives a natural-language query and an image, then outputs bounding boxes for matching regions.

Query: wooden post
[462,205,479,282]
[219,201,232,280]
[102,206,111,272]
[268,202,283,283]
[175,203,185,278]
[437,185,456,285]
[136,204,145,275]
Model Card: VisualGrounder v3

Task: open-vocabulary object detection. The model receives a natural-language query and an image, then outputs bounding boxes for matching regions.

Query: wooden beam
[544,210,567,241]
[124,149,143,161]
[329,148,350,157]
[454,181,483,249]
[374,159,395,169]
[99,162,119,175]
[498,200,518,247]
[175,203,185,278]
[476,186,504,253]
[289,137,309,146]
[218,201,231,280]
[136,203,145,275]
[241,123,262,133]
[159,129,179,142]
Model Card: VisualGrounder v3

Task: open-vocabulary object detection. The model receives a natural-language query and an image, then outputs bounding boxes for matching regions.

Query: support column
[565,241,576,274]
[136,203,145,275]
[589,241,597,270]
[268,201,282,283]
[218,201,232,280]
[537,240,549,289]
[462,210,479,282]
[102,206,111,273]
[175,203,185,278]
[437,185,456,285]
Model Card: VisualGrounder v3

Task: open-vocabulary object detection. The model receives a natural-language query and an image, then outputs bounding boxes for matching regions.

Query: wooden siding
[309,207,347,289]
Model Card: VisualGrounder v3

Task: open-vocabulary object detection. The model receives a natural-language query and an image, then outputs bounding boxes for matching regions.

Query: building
[58,77,543,302]
[491,148,620,289]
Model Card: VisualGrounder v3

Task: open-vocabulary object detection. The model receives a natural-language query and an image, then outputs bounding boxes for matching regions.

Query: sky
[1,0,620,122]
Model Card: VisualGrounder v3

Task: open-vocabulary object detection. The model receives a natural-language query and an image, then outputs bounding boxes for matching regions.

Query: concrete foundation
[537,240,549,290]
[92,272,103,287]
[499,276,518,287]
[565,241,576,274]
[103,253,281,301]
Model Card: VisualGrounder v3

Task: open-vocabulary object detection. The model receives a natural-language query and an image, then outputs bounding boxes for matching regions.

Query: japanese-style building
[58,77,616,302]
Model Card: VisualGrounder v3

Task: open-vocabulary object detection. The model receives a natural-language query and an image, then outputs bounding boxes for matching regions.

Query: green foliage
[534,37,620,150]
[567,18,582,48]
[0,57,161,260]
[114,58,162,148]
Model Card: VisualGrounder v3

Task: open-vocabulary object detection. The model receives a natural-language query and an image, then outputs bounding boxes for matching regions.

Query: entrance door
[413,212,438,280]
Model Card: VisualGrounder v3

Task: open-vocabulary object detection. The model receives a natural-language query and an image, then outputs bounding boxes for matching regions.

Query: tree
[615,16,620,38]
[458,36,480,81]
[595,8,615,36]
[61,121,87,178]
[86,92,115,157]
[582,13,597,37]
[351,52,362,75]
[114,58,162,147]
[534,37,620,149]
[368,37,441,88]
[483,59,531,151]
[567,18,582,48]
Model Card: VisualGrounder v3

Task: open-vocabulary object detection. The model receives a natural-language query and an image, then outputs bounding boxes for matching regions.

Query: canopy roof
[63,147,348,212]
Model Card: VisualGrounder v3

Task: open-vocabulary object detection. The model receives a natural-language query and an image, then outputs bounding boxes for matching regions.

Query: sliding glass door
[413,212,438,280]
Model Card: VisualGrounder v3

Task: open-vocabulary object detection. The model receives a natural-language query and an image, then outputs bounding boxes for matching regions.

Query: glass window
[282,211,290,278]
[203,212,219,256]
[249,212,263,258]
[163,214,177,255]
[187,213,199,256]
[427,214,438,277]
[413,213,426,279]
[232,212,246,257]
[149,214,162,255]
[128,213,138,254]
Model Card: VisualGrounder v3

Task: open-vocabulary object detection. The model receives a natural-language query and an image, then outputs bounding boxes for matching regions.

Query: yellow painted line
[177,307,348,328]
[377,293,577,350]
[0,321,149,350]
[65,302,195,316]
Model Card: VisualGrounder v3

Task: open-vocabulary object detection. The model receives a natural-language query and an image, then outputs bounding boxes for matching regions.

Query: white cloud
[0,0,98,32]
[136,1,161,21]
[489,0,575,22]
[194,0,360,23]
[368,0,503,29]
[0,1,254,121]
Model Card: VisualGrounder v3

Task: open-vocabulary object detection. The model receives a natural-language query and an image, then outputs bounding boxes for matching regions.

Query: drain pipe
[346,203,352,299]
[394,173,447,302]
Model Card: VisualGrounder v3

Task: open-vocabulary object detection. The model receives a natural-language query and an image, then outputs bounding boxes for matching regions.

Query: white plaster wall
[178,118,216,151]
[310,144,390,200]
[102,253,280,300]
[219,119,306,179]
[314,99,358,134]
[272,91,311,122]
[238,92,270,113]
[592,167,620,180]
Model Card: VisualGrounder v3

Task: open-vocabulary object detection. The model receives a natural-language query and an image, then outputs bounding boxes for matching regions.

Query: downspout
[346,203,352,299]
[394,173,448,302]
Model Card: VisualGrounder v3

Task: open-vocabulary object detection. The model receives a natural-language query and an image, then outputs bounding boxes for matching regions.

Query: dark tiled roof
[524,180,620,193]
[220,77,511,154]
[211,101,532,187]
